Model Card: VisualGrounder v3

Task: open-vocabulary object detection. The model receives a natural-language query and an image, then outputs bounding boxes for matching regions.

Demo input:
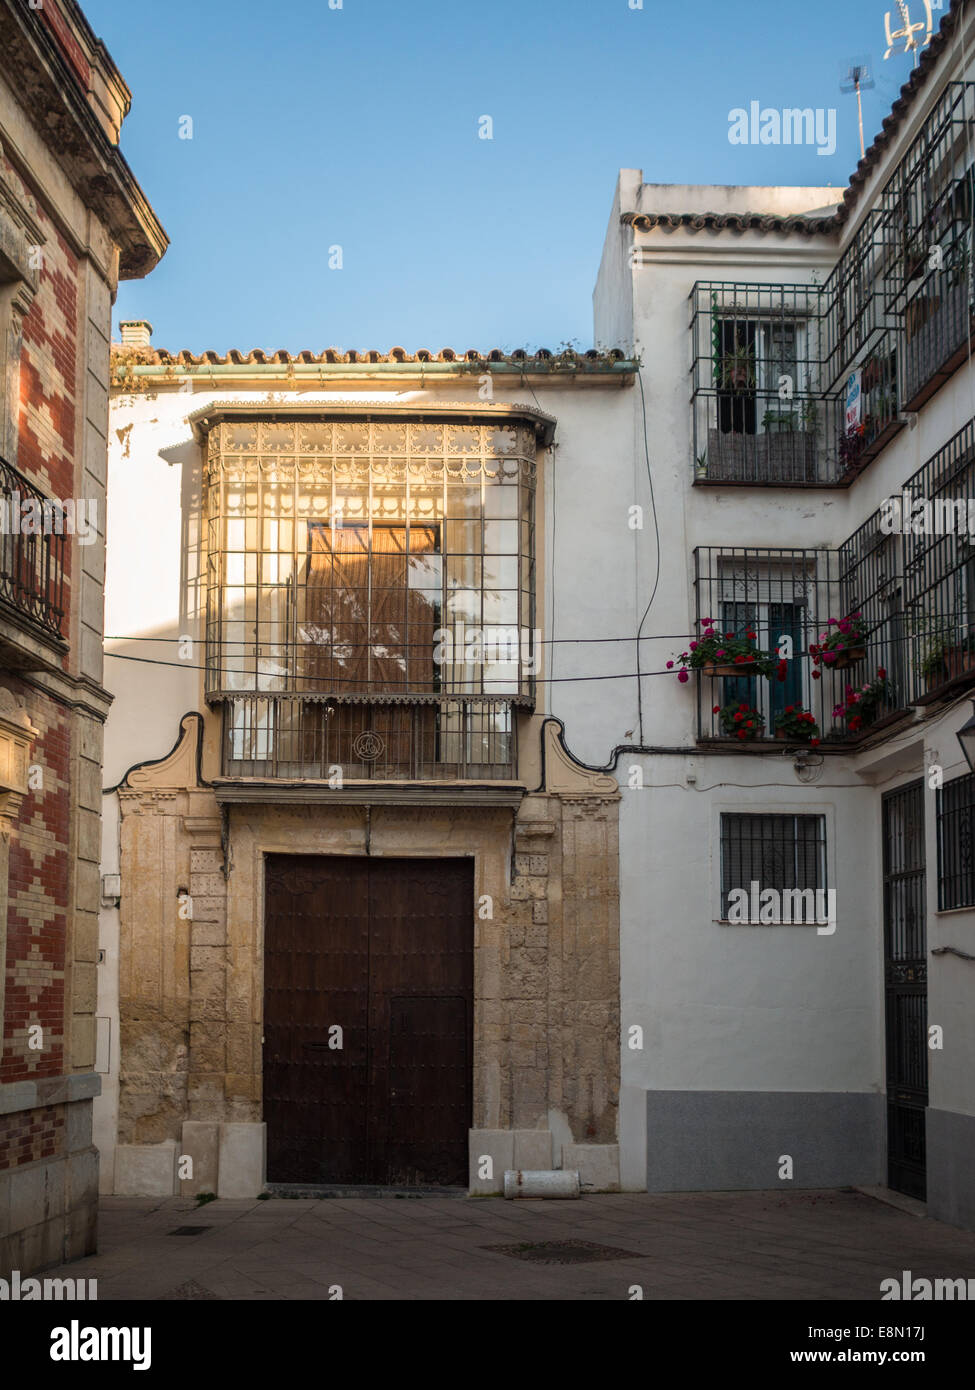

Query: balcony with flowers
[684,548,906,747]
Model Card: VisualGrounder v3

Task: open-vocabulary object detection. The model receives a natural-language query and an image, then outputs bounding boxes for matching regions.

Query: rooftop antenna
[840,57,875,161]
[884,0,934,69]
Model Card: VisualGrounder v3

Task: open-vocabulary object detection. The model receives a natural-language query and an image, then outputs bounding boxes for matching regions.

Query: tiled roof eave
[622,211,841,235]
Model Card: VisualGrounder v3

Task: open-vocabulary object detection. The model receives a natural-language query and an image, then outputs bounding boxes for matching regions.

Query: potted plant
[944,634,975,681]
[719,338,757,393]
[713,700,767,740]
[773,705,821,744]
[839,423,867,473]
[668,618,772,681]
[920,637,949,688]
[833,669,890,734]
[761,409,795,433]
[810,612,869,670]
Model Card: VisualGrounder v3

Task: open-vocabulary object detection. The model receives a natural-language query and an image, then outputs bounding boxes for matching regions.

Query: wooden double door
[263,855,473,1186]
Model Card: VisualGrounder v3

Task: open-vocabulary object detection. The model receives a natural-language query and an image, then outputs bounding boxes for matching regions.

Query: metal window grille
[0,453,67,639]
[720,813,827,918]
[204,419,535,701]
[937,772,975,910]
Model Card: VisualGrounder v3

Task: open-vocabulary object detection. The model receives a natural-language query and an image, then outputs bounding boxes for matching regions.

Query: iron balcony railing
[690,282,836,484]
[901,417,975,705]
[692,546,902,744]
[689,419,975,745]
[0,453,67,639]
[691,90,975,485]
[218,694,518,780]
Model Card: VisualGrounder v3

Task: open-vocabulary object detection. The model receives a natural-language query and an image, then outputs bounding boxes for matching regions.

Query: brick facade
[0,0,165,1275]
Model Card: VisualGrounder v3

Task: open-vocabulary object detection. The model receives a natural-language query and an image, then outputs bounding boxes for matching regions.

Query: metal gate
[882,781,927,1199]
[263,855,473,1186]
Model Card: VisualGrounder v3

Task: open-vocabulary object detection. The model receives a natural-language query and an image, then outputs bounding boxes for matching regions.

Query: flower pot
[945,646,975,680]
[703,660,759,677]
[775,729,790,740]
[824,645,866,670]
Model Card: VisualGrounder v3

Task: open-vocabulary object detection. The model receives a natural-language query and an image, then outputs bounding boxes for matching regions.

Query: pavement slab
[34,1187,975,1301]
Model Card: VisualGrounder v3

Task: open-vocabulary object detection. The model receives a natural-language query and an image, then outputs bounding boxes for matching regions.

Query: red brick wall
[1,158,80,1092]
[3,150,77,635]
[0,1103,65,1170]
[0,677,71,1085]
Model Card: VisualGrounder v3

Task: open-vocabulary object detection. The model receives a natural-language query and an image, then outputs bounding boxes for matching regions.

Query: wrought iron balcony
[902,266,974,409]
[692,546,904,744]
[217,694,518,781]
[0,453,67,640]
[902,418,975,706]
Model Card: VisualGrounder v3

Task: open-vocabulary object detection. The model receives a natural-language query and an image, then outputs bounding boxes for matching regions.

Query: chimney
[119,320,153,348]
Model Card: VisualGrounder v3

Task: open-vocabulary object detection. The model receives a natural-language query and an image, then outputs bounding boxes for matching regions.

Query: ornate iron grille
[204,418,536,701]
[222,694,516,780]
[937,771,975,910]
[0,453,67,639]
[882,780,927,1200]
[719,813,826,919]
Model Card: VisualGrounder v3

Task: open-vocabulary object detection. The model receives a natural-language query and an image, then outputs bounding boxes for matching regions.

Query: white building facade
[591,6,975,1227]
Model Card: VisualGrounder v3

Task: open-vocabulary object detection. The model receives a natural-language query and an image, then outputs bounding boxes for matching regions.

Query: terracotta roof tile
[111,345,631,368]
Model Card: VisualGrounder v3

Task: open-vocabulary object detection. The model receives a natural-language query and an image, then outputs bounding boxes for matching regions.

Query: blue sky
[85,0,932,353]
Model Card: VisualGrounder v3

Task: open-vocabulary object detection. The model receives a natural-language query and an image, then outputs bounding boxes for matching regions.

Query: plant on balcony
[761,409,795,433]
[668,619,772,681]
[943,634,975,681]
[839,422,867,472]
[800,399,819,433]
[809,612,868,669]
[718,338,757,393]
[920,637,951,687]
[713,700,767,740]
[832,669,890,734]
[773,705,821,745]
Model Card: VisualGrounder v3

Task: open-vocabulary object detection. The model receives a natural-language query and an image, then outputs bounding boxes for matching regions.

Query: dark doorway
[263,855,473,1186]
[881,782,928,1199]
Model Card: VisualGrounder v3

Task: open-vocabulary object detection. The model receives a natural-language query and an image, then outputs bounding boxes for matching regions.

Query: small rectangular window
[937,773,975,910]
[720,812,827,918]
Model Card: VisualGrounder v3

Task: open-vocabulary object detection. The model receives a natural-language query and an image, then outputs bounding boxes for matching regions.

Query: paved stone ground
[45,1189,975,1300]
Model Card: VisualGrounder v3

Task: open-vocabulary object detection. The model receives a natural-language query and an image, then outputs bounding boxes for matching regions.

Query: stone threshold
[265,1183,468,1199]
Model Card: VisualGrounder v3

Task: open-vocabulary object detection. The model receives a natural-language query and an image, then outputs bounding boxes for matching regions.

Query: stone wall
[109,715,622,1195]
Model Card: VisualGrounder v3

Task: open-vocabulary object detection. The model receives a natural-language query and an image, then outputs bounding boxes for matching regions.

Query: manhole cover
[160,1280,221,1299]
[167,1226,213,1236]
[484,1239,641,1265]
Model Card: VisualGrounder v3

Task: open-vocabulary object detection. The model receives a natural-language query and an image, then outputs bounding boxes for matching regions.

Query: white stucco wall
[594,39,975,1190]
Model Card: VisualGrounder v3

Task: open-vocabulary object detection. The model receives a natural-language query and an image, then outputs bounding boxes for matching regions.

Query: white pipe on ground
[502,1169,581,1199]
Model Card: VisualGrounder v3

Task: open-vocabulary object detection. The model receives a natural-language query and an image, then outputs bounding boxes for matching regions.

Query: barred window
[720,813,827,918]
[937,773,975,910]
[203,417,537,700]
